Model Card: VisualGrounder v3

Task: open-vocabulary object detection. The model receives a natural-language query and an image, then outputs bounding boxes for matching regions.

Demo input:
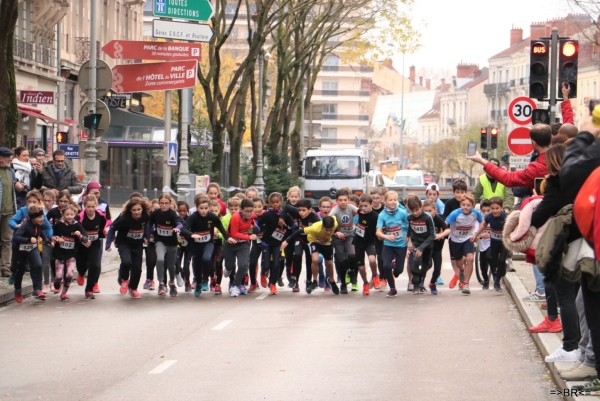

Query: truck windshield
[305,156,361,179]
[394,175,422,186]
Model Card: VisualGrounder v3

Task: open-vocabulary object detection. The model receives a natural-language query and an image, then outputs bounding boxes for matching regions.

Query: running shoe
[429,283,438,295]
[176,273,184,287]
[329,280,339,295]
[269,284,277,295]
[191,280,197,289]
[34,291,46,300]
[194,285,202,297]
[130,290,141,299]
[249,284,258,293]
[93,283,100,293]
[522,291,545,302]
[210,278,216,291]
[529,316,562,333]
[572,378,600,392]
[292,283,300,292]
[419,286,427,293]
[448,274,459,289]
[8,274,15,285]
[436,277,444,285]
[363,283,370,295]
[230,286,241,297]
[60,292,70,301]
[380,278,387,292]
[158,284,167,296]
[386,288,398,298]
[85,291,95,299]
[413,286,419,295]
[260,274,268,288]
[120,280,129,294]
[461,283,470,295]
[240,285,248,295]
[14,292,23,303]
[214,285,222,295]
[407,283,414,292]
[143,279,152,290]
[340,284,348,294]
[345,272,351,284]
[494,282,503,292]
[77,273,85,286]
[42,284,50,294]
[277,278,285,287]
[545,347,580,363]
[288,278,297,289]
[372,275,381,290]
[52,286,61,294]
[351,283,358,291]
[458,269,465,283]
[201,282,209,292]
[169,284,178,297]
[318,276,325,288]
[150,280,156,290]
[185,281,192,292]
[482,281,489,290]
[459,281,465,290]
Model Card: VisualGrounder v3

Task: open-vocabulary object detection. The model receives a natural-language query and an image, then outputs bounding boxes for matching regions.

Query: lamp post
[399,51,405,169]
[253,49,271,198]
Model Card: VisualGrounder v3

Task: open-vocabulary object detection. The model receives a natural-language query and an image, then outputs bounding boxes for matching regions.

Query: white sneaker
[545,347,581,363]
[176,273,184,287]
[230,286,240,297]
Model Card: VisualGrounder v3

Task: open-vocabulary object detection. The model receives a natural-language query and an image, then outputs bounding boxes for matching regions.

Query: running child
[425,183,445,215]
[331,189,358,293]
[317,196,333,289]
[250,197,266,290]
[224,198,257,297]
[473,199,492,289]
[280,186,301,287]
[405,195,435,295]
[369,188,384,290]
[442,179,468,289]
[143,199,160,291]
[290,199,320,292]
[352,194,379,295]
[422,200,450,295]
[41,190,56,293]
[207,182,227,216]
[209,200,225,294]
[176,201,193,291]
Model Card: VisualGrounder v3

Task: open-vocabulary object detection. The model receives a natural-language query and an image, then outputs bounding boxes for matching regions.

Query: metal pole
[252,52,265,197]
[399,52,405,169]
[176,87,192,198]
[84,0,98,184]
[495,67,500,159]
[549,27,559,123]
[163,90,172,190]
[56,22,62,123]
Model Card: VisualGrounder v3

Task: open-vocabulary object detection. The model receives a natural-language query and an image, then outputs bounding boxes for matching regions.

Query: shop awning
[18,105,73,126]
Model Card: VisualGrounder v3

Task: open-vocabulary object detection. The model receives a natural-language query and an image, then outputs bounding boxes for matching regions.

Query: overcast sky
[393,0,574,77]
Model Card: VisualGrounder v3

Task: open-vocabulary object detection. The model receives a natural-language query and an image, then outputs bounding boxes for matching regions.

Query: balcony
[14,39,56,68]
[483,82,510,96]
[509,79,515,87]
[313,89,369,97]
[520,77,526,86]
[321,114,369,121]
[321,65,374,73]
[490,110,508,119]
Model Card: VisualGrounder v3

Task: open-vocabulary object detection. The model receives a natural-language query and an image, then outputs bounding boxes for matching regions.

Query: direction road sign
[78,59,113,97]
[510,156,531,170]
[111,60,197,93]
[508,96,537,125]
[507,127,533,155]
[153,0,214,22]
[152,20,215,42]
[79,99,111,135]
[102,40,202,61]
[57,144,79,159]
[168,141,178,166]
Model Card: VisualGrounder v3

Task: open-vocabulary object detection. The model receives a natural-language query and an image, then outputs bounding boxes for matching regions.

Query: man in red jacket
[466,123,551,190]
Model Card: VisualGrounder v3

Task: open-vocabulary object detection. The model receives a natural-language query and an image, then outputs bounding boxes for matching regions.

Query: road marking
[212,319,232,330]
[472,339,484,341]
[256,291,269,300]
[149,360,177,374]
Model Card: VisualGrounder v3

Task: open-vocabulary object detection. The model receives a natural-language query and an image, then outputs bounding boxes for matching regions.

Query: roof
[489,37,530,60]
[418,102,440,121]
[458,67,489,90]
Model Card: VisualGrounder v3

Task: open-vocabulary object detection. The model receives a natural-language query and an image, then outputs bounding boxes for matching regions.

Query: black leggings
[293,240,311,282]
[145,243,157,280]
[249,241,262,284]
[409,247,433,287]
[489,240,508,283]
[12,247,43,292]
[191,243,214,284]
[429,248,442,284]
[211,243,224,285]
[479,246,490,283]
[76,240,102,292]
[118,243,144,290]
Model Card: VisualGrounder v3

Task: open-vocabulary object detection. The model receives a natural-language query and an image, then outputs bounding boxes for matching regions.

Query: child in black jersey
[405,195,435,295]
[250,197,265,292]
[208,200,225,293]
[52,205,88,301]
[176,201,193,291]
[369,188,384,290]
[353,194,380,296]
[279,186,301,286]
[422,200,450,295]
[290,199,320,292]
[143,200,160,291]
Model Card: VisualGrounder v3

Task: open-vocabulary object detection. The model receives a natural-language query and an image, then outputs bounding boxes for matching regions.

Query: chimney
[383,58,393,70]
[530,23,546,40]
[409,65,416,82]
[440,78,446,91]
[510,27,523,46]
[456,63,479,78]
[419,76,423,86]
[425,79,431,90]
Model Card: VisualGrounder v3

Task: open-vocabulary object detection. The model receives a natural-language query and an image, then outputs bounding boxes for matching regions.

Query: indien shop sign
[19,91,55,104]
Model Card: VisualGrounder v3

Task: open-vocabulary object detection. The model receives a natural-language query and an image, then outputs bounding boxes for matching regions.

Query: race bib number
[315,236,329,245]
[356,224,365,237]
[194,231,211,243]
[456,225,474,237]
[127,229,144,240]
[157,224,173,237]
[411,221,427,234]
[87,230,99,242]
[19,243,36,252]
[272,228,285,241]
[60,237,75,250]
[385,226,402,238]
[491,230,503,240]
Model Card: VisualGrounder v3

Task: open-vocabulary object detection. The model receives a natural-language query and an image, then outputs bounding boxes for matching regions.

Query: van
[393,169,425,187]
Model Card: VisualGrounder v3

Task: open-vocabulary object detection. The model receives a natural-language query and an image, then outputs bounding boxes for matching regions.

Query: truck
[299,149,370,207]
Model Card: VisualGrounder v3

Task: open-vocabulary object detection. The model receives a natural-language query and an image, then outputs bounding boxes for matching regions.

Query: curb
[503,271,597,401]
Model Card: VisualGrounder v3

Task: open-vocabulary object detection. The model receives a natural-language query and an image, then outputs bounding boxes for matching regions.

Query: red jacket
[561,101,574,124]
[483,152,548,189]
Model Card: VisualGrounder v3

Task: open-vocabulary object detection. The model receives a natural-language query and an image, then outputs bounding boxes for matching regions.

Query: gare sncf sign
[19,91,55,104]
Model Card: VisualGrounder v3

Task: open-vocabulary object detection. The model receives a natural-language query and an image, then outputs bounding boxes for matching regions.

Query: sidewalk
[504,258,598,400]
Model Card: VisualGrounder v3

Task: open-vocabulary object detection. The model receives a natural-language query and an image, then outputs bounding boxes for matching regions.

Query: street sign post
[152,20,215,42]
[508,96,537,125]
[111,60,198,93]
[57,144,79,159]
[79,99,111,135]
[153,0,214,22]
[79,140,109,161]
[78,59,113,97]
[168,142,178,166]
[102,40,202,60]
[510,156,531,170]
[507,127,533,156]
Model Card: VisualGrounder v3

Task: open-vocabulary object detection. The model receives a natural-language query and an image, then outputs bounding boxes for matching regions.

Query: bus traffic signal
[490,127,499,149]
[529,40,549,101]
[480,127,488,149]
[558,39,578,99]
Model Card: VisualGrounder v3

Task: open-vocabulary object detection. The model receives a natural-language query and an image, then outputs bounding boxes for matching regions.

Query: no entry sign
[507,127,533,156]
[111,60,198,93]
[102,40,202,61]
[509,97,537,125]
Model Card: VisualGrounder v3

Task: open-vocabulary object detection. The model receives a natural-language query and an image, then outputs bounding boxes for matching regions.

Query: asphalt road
[0,256,561,401]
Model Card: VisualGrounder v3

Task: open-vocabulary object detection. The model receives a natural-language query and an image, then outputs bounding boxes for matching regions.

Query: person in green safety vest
[471,158,514,212]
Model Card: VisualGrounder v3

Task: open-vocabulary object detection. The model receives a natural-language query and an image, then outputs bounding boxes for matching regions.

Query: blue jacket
[9,206,53,239]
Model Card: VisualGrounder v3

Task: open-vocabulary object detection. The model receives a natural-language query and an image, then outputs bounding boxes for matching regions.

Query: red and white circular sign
[509,97,537,125]
[507,127,533,155]
[500,163,509,171]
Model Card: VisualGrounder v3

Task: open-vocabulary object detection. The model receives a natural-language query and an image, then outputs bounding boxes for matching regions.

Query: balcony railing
[321,114,369,121]
[321,65,374,73]
[313,89,369,97]
[14,39,56,68]
[483,82,510,96]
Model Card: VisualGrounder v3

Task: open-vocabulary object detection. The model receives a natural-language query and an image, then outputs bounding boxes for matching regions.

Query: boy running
[352,194,379,295]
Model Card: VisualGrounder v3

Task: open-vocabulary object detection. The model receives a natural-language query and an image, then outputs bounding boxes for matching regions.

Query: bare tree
[0,0,20,148]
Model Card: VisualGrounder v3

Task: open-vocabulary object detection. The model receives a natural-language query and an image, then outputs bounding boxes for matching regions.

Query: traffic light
[83,113,102,130]
[481,152,489,160]
[529,39,550,100]
[558,39,578,99]
[480,127,488,149]
[490,127,499,149]
[501,152,510,164]
[56,131,68,144]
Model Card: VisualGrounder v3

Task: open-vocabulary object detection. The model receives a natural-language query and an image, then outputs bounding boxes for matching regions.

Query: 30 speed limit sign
[509,97,537,125]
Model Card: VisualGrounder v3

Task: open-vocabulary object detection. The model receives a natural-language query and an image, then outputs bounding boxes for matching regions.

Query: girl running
[143,199,160,291]
[176,201,193,291]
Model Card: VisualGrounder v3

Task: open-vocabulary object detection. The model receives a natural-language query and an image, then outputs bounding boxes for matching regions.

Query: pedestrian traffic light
[481,151,489,160]
[529,39,550,101]
[558,39,578,99]
[501,152,510,164]
[83,113,102,130]
[480,127,488,149]
[56,131,68,144]
[490,127,499,149]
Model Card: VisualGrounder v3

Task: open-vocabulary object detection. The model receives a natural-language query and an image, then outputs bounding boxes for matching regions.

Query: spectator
[31,148,46,167]
[0,147,17,277]
[41,150,84,196]
[11,146,42,208]
[471,158,514,211]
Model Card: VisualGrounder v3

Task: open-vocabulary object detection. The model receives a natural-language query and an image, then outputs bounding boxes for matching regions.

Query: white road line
[472,339,485,341]
[255,291,270,300]
[149,360,177,374]
[211,319,233,330]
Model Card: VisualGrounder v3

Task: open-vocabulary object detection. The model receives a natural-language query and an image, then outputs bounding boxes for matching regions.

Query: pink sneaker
[120,280,129,294]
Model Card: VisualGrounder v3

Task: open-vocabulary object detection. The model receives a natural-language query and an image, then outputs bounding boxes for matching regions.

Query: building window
[321,127,337,139]
[322,80,338,96]
[322,104,338,115]
[324,55,339,66]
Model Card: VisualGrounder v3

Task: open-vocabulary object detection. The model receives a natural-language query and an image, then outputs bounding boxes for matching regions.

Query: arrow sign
[111,60,197,93]
[507,127,533,156]
[102,40,202,61]
[153,0,214,22]
[152,19,215,42]
[168,142,178,166]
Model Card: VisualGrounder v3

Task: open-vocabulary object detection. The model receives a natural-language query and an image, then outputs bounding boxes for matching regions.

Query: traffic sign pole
[84,0,99,184]
[163,90,172,191]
